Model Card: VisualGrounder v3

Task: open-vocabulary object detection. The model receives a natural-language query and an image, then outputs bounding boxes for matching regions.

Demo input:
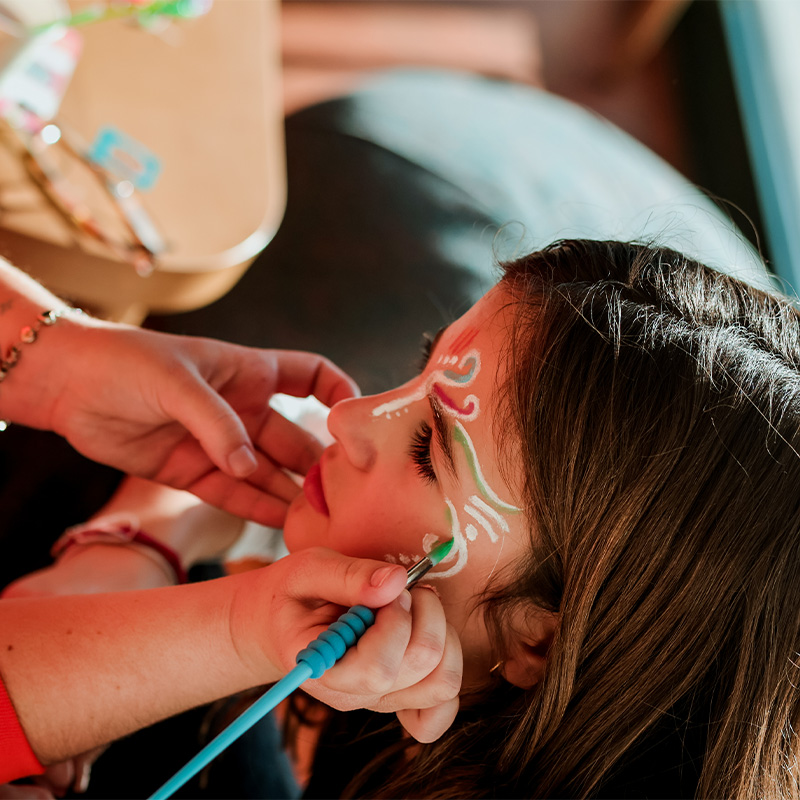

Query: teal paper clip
[88,126,161,192]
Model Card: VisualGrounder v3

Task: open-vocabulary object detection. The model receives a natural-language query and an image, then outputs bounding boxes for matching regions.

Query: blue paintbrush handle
[148,538,456,800]
[294,604,375,676]
[148,605,376,799]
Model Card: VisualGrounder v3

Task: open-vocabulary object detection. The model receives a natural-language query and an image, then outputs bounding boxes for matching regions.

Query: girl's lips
[303,462,330,516]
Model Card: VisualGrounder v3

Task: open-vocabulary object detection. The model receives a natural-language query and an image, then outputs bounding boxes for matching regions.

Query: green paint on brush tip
[427,539,454,566]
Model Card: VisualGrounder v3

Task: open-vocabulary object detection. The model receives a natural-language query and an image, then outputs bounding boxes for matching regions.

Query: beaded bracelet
[0,306,84,431]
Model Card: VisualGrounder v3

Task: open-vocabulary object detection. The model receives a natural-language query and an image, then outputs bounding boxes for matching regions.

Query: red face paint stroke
[433,383,476,416]
[447,328,480,356]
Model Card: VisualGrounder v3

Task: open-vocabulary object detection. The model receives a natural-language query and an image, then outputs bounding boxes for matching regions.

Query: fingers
[370,589,462,714]
[332,593,415,701]
[394,588,451,688]
[307,584,462,736]
[278,563,462,740]
[154,432,303,526]
[160,376,258,480]
[253,410,326,477]
[36,760,74,797]
[188,469,293,528]
[242,448,304,503]
[396,697,460,743]
[283,548,408,610]
[159,350,354,483]
[271,352,360,407]
[71,747,104,794]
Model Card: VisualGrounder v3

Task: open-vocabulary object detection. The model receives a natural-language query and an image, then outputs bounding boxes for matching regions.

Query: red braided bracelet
[51,517,188,584]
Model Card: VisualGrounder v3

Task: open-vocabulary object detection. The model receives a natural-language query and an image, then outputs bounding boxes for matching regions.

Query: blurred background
[0,0,795,570]
[1,3,798,794]
[280,0,769,263]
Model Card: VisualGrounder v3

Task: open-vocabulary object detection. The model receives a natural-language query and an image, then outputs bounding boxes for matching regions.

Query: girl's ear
[501,608,558,689]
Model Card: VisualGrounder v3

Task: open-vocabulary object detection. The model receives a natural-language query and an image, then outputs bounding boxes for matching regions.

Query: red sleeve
[0,674,45,782]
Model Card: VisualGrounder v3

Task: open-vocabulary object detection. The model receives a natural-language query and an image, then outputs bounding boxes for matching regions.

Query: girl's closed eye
[409,421,437,484]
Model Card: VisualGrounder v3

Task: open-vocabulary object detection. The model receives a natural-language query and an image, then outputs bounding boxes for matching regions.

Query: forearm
[3,478,247,602]
[0,574,280,764]
[95,477,245,566]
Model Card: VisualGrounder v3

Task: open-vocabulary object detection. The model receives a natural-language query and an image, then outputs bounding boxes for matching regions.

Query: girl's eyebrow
[428,391,459,483]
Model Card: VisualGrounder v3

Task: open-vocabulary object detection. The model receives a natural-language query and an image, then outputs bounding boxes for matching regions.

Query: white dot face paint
[465,504,498,543]
[371,348,482,422]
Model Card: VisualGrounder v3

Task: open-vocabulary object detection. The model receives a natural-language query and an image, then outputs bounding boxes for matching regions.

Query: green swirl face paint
[370,328,520,581]
[452,420,521,514]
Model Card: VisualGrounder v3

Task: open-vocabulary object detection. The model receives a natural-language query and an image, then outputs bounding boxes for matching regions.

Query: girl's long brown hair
[343,240,800,798]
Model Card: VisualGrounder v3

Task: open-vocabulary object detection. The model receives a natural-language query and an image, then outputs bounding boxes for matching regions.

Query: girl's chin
[282,499,322,553]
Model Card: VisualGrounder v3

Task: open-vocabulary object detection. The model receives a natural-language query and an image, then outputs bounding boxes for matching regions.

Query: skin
[3,478,461,792]
[0,258,461,787]
[0,549,417,766]
[0,257,359,526]
[284,287,531,687]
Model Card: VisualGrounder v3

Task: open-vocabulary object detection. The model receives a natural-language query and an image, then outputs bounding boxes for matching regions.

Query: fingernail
[228,445,257,477]
[397,590,412,612]
[370,565,398,588]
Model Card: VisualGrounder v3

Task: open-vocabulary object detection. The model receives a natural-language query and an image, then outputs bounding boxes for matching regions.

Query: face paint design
[452,422,521,514]
[430,423,520,579]
[370,340,520,579]
[432,383,477,420]
[371,348,481,421]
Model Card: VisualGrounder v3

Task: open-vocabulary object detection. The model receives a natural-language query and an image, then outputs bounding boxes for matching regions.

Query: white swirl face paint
[370,332,520,580]
[428,422,521,579]
[371,348,481,422]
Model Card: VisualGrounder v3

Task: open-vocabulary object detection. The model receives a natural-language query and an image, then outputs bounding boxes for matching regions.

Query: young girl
[287,237,800,799]
[14,238,800,798]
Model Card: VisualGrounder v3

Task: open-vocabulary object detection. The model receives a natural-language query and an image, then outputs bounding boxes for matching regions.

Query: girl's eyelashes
[409,421,437,484]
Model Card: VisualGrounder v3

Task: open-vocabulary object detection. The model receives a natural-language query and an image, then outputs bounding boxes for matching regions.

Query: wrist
[89,479,246,567]
[228,566,286,685]
[44,542,177,592]
[52,516,188,584]
[0,302,97,430]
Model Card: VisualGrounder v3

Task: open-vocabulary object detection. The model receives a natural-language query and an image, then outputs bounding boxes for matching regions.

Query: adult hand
[31,748,101,797]
[311,585,463,743]
[34,320,358,526]
[237,548,463,742]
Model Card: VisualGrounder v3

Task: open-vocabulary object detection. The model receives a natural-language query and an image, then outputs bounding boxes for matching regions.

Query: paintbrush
[150,539,455,799]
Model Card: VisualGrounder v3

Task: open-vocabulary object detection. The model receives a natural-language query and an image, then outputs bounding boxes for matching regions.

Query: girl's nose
[327,396,378,471]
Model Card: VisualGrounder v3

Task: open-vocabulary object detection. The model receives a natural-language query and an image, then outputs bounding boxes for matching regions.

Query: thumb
[287,548,408,610]
[162,377,257,479]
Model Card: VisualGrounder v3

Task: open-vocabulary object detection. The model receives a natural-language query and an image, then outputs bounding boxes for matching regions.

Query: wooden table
[0,0,285,323]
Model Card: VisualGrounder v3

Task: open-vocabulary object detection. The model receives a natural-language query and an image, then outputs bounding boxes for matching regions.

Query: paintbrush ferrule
[404,539,453,589]
[405,557,435,589]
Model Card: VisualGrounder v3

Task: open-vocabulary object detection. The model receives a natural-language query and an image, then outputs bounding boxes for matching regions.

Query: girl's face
[284,287,530,685]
